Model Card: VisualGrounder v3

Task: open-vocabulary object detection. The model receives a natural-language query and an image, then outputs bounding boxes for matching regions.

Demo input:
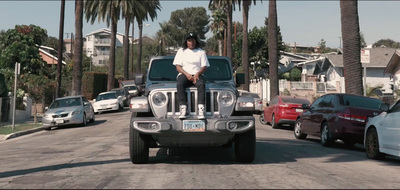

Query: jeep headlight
[219,91,234,106]
[152,92,167,106]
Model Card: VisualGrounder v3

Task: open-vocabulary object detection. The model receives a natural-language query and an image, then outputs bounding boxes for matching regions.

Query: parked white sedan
[93,91,124,114]
[364,99,400,159]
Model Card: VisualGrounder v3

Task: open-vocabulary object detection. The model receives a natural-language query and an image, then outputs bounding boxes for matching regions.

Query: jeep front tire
[234,128,256,163]
[129,127,149,164]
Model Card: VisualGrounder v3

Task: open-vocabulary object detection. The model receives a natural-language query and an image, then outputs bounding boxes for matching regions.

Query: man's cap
[185,32,198,40]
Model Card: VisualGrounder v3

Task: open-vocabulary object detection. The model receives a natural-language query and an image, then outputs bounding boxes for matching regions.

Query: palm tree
[84,0,120,91]
[156,22,174,56]
[268,0,279,98]
[134,1,160,75]
[209,4,226,56]
[209,0,239,64]
[72,0,83,96]
[340,0,363,95]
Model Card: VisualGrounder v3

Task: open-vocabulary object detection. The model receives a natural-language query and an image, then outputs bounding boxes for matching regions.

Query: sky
[1,1,399,49]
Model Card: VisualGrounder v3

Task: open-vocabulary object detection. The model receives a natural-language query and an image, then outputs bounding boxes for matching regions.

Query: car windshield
[49,97,81,109]
[281,97,311,104]
[148,58,232,81]
[340,95,382,110]
[96,93,117,101]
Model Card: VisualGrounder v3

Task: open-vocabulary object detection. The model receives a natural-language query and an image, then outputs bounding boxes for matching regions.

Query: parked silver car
[42,95,95,130]
[238,90,263,114]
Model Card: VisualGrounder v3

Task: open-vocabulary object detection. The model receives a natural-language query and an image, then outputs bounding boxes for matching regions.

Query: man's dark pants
[177,74,205,106]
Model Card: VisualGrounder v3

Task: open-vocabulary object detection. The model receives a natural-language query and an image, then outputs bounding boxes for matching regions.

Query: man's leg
[177,74,190,119]
[195,75,206,119]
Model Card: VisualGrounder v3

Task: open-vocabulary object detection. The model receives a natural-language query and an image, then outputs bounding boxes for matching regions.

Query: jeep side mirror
[379,103,389,112]
[235,73,245,85]
[135,74,145,85]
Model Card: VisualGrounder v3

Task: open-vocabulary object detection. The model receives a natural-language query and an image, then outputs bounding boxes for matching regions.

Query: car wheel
[320,122,334,147]
[271,114,278,129]
[365,128,384,160]
[44,126,52,131]
[234,128,256,163]
[294,118,307,139]
[129,127,149,164]
[259,112,267,125]
[89,111,95,123]
[81,114,87,127]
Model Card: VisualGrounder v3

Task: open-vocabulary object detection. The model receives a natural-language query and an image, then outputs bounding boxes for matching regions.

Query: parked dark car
[294,93,383,147]
[260,96,311,128]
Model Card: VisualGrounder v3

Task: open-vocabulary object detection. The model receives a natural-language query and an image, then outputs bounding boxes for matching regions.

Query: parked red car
[294,93,383,147]
[260,96,311,128]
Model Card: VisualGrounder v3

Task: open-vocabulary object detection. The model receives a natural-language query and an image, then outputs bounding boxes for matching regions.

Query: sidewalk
[0,116,44,142]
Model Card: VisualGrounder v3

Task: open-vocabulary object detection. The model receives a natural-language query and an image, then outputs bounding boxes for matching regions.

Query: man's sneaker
[179,105,188,119]
[198,104,205,119]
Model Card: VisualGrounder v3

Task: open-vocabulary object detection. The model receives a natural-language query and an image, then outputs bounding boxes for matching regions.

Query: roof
[384,50,400,75]
[325,47,398,68]
[39,46,67,65]
[85,28,127,38]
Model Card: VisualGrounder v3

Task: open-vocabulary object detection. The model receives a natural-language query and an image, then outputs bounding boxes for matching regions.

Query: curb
[0,127,44,142]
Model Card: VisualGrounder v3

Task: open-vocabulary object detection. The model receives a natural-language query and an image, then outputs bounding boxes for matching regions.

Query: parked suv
[294,93,383,146]
[129,56,256,164]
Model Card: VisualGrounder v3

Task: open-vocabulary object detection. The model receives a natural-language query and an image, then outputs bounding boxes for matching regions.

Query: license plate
[295,109,303,113]
[183,120,205,132]
[55,119,64,124]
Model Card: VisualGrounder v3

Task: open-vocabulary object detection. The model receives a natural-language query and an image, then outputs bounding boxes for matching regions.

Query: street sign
[361,49,370,63]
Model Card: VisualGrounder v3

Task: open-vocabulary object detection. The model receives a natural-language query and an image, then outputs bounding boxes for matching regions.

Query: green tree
[268,0,279,98]
[290,67,301,81]
[167,7,210,48]
[373,38,400,48]
[0,25,48,75]
[360,31,367,48]
[340,0,363,95]
[134,1,161,75]
[209,3,226,56]
[156,22,175,56]
[21,73,56,124]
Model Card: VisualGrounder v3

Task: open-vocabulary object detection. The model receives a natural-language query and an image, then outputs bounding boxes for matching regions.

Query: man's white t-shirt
[173,48,210,75]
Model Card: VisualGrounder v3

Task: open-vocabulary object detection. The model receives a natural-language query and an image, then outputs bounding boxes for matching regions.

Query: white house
[324,47,397,94]
[85,28,131,66]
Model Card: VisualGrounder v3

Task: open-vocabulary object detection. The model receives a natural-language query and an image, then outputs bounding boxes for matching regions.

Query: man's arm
[176,65,193,81]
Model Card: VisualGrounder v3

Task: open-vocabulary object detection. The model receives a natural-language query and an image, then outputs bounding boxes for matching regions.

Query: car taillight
[337,113,367,123]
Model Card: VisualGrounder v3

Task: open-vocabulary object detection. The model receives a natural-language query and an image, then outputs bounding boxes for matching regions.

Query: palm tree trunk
[340,0,363,95]
[131,18,135,76]
[108,15,117,91]
[72,0,83,96]
[227,3,233,63]
[136,23,143,74]
[268,0,279,98]
[56,0,65,98]
[123,18,130,80]
[242,0,250,91]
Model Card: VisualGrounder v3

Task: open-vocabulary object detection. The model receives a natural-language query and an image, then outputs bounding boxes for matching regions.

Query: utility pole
[12,63,20,130]
[56,0,65,98]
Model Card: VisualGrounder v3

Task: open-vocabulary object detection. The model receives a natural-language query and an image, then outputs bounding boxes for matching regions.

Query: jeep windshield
[148,58,232,81]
